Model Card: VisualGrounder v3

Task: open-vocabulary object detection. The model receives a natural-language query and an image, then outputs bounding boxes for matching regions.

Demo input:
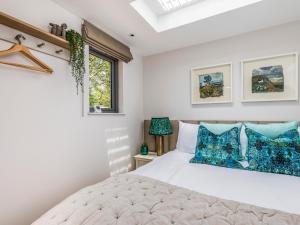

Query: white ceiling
[52,0,300,56]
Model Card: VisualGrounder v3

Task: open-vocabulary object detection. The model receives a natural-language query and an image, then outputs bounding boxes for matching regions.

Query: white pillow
[240,125,247,158]
[176,121,199,154]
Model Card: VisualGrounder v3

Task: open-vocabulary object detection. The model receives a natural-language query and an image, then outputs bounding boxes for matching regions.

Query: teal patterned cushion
[245,121,298,139]
[190,126,243,169]
[202,122,243,160]
[201,122,242,135]
[245,128,300,177]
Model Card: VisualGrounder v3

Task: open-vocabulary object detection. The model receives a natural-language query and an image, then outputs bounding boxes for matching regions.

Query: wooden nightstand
[134,152,157,169]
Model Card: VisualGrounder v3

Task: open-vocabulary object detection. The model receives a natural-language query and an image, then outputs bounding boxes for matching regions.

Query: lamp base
[155,136,164,156]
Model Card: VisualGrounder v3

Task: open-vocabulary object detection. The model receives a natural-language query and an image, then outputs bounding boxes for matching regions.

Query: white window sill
[88,113,126,116]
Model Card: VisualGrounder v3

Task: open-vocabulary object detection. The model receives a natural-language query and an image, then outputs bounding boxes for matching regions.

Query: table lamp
[149,117,173,156]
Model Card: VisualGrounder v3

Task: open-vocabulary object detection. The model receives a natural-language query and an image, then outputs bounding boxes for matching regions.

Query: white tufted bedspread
[32,174,300,225]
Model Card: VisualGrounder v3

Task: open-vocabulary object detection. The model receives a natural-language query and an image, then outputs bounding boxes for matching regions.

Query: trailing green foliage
[66,29,85,94]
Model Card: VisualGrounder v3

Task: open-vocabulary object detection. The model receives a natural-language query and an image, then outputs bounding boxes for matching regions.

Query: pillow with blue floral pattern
[245,128,300,177]
[190,125,243,169]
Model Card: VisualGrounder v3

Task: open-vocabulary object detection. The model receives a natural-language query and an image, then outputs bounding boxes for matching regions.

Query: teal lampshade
[149,117,173,136]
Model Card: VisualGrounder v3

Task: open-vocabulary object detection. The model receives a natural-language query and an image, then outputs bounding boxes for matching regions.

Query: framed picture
[241,53,298,102]
[191,63,232,104]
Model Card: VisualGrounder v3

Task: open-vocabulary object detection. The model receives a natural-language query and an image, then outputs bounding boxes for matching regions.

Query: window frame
[89,47,118,113]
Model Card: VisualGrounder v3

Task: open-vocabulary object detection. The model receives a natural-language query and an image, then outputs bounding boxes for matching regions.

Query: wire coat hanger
[0,34,53,74]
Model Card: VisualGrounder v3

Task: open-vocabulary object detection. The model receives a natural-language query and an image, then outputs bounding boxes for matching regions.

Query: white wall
[143,21,300,121]
[0,1,143,225]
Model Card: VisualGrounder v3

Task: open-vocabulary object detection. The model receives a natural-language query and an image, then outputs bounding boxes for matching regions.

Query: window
[158,0,195,11]
[89,48,118,113]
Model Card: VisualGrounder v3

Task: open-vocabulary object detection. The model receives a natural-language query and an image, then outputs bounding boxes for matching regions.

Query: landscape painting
[252,65,284,93]
[191,63,232,104]
[199,72,224,98]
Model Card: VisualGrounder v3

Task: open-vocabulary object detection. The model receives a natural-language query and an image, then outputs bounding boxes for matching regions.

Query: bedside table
[134,152,157,169]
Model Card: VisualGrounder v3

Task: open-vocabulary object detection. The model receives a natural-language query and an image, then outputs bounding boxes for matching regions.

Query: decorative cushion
[201,122,243,159]
[176,121,199,154]
[190,126,243,169]
[245,128,300,177]
[244,121,298,139]
[201,122,242,135]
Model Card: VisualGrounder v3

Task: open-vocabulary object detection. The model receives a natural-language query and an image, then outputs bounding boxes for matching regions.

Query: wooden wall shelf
[0,11,69,49]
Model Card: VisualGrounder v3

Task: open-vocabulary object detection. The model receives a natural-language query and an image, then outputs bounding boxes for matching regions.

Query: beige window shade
[82,20,133,63]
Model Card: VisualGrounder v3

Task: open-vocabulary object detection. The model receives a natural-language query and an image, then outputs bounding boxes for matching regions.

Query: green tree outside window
[89,54,112,109]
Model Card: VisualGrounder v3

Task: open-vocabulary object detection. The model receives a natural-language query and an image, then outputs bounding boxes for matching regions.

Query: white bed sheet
[132,150,300,215]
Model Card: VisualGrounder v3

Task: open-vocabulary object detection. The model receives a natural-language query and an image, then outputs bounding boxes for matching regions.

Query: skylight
[158,0,196,11]
[131,0,264,32]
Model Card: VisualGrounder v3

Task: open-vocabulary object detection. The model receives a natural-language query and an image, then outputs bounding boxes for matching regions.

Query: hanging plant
[66,29,85,94]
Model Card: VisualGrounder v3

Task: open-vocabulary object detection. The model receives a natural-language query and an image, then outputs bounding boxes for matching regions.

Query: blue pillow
[190,126,243,169]
[201,122,242,135]
[245,128,300,177]
[244,121,298,139]
[201,122,243,159]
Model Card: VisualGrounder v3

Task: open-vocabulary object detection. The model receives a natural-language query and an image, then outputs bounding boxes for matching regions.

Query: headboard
[144,120,286,153]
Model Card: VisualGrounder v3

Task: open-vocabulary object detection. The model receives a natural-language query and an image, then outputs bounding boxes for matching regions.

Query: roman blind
[82,20,133,63]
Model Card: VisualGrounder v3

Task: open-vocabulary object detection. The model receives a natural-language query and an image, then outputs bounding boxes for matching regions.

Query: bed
[134,150,300,215]
[32,121,300,225]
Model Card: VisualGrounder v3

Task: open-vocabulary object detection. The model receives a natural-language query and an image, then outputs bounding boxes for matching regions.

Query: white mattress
[132,150,300,215]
